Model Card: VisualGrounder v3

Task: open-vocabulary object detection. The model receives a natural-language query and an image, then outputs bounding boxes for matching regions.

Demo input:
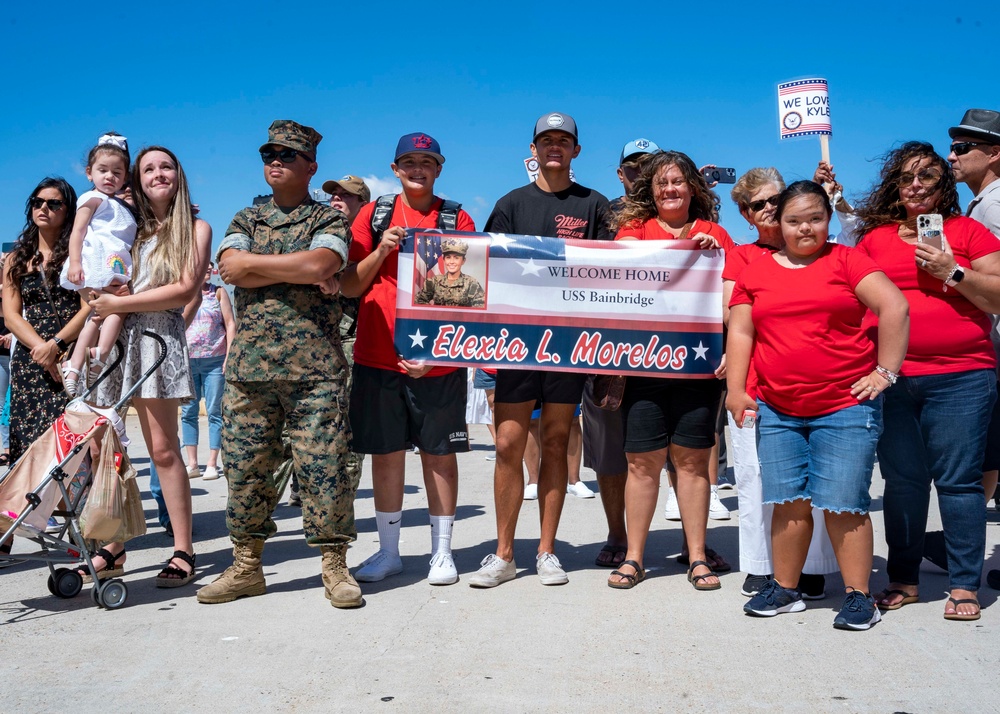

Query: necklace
[399,200,435,229]
[656,217,693,239]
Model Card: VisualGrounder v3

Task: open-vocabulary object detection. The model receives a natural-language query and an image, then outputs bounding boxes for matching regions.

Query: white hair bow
[98,134,128,150]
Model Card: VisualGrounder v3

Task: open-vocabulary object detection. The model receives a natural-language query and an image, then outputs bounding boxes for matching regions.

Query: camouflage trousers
[222,378,356,545]
[275,336,364,500]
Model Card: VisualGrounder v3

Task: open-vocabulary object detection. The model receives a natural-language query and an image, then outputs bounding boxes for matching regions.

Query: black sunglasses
[748,195,780,212]
[951,141,991,156]
[29,197,66,211]
[260,148,313,164]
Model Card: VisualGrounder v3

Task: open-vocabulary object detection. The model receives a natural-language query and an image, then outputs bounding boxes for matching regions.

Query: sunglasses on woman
[896,169,942,187]
[260,148,313,164]
[748,195,780,212]
[29,197,66,211]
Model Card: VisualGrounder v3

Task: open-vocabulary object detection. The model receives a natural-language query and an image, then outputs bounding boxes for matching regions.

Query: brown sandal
[688,560,721,591]
[943,596,981,621]
[608,560,646,590]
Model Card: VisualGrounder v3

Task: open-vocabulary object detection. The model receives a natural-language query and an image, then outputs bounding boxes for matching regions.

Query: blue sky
[3,1,998,251]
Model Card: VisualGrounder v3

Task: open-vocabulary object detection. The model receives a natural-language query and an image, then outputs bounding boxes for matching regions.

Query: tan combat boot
[196,540,266,604]
[321,544,363,609]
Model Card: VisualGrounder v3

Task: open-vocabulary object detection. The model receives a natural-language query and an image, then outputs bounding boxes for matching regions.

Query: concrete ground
[1,418,998,713]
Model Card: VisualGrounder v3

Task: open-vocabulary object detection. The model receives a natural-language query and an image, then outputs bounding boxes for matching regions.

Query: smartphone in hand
[917,214,944,250]
[702,167,737,184]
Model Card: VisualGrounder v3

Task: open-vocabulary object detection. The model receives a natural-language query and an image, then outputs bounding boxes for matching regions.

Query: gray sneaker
[535,552,569,586]
[468,554,516,588]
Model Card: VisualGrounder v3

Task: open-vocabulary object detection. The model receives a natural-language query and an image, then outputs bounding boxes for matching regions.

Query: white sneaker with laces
[354,549,403,582]
[709,486,731,520]
[535,552,569,585]
[202,466,221,481]
[664,487,681,521]
[523,483,538,500]
[468,553,516,588]
[567,481,596,499]
[427,551,458,585]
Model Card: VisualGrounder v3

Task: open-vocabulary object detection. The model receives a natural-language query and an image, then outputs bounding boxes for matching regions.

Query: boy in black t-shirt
[469,113,611,589]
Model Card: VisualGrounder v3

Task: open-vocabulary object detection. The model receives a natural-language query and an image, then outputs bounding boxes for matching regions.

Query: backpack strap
[370,194,398,248]
[437,200,462,230]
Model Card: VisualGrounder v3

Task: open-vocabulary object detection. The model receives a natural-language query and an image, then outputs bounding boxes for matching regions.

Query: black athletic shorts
[622,376,723,453]
[494,369,587,405]
[349,363,470,456]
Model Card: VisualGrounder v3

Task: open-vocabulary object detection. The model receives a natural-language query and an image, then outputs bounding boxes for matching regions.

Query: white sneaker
[427,551,458,585]
[535,552,569,585]
[485,451,496,461]
[354,549,403,582]
[523,483,538,500]
[202,466,221,481]
[468,554,516,588]
[567,481,596,499]
[664,487,681,521]
[709,486,732,520]
[186,465,201,479]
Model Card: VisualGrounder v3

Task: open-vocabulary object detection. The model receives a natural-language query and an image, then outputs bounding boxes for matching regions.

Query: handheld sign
[524,158,576,184]
[777,78,832,163]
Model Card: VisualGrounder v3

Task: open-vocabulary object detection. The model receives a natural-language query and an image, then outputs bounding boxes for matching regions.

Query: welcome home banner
[394,230,724,377]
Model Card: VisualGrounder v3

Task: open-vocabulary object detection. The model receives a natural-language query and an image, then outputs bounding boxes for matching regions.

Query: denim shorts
[473,368,496,390]
[756,400,882,514]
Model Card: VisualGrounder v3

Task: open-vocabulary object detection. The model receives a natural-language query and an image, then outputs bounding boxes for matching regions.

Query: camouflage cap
[441,238,469,256]
[259,120,322,158]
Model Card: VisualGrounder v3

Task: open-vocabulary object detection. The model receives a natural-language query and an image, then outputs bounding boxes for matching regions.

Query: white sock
[375,510,402,556]
[429,514,454,555]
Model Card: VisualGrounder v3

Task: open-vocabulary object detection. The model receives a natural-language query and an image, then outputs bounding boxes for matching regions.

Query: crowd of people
[3,107,1000,628]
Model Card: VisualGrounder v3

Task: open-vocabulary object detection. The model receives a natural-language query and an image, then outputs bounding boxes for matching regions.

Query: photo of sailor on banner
[412,233,489,308]
[396,229,724,377]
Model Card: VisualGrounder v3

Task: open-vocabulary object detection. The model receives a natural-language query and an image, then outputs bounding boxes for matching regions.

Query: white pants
[727,412,838,575]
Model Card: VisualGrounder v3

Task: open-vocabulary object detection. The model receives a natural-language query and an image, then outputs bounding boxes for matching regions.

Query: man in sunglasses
[948,109,1000,591]
[200,120,363,609]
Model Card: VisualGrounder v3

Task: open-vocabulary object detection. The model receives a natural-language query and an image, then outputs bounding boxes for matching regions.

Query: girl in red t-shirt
[854,141,1000,621]
[727,181,909,630]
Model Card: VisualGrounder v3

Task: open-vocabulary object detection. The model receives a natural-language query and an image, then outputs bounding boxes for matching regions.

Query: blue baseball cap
[394,132,445,165]
[619,138,660,165]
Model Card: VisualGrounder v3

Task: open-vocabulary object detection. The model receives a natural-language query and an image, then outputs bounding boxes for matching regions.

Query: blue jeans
[878,368,996,591]
[756,400,882,514]
[181,356,224,450]
[148,462,170,528]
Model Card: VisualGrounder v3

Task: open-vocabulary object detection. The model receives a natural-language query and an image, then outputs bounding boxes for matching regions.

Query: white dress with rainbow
[59,190,137,290]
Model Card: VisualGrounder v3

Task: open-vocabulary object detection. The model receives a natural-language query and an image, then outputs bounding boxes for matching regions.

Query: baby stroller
[0,331,166,609]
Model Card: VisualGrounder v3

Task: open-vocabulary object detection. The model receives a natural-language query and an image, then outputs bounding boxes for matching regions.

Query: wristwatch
[945,265,966,287]
[52,336,68,351]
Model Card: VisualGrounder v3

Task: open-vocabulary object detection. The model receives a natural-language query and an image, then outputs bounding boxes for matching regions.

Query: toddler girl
[59,133,137,395]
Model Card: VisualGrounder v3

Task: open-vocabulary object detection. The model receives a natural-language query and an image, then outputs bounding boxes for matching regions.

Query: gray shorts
[581,377,628,476]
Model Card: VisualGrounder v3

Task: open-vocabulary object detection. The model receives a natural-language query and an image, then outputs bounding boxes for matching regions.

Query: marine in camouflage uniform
[198,120,361,608]
[414,238,485,307]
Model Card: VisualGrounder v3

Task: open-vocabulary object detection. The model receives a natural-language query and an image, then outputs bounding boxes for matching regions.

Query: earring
[748,224,756,231]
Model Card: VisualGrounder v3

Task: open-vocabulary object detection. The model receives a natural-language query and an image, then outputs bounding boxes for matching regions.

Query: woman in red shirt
[607,150,732,591]
[727,181,909,630]
[724,168,837,600]
[854,141,1000,621]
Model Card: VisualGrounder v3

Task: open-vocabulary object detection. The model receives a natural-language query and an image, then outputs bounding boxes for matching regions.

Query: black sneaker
[744,579,806,617]
[741,573,772,597]
[798,573,826,600]
[833,590,881,631]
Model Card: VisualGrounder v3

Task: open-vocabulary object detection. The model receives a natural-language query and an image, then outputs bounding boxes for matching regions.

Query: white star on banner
[517,258,544,276]
[693,341,709,360]
[490,234,516,251]
[410,329,427,348]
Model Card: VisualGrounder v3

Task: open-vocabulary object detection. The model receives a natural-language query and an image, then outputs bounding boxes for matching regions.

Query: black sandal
[155,550,197,588]
[77,547,126,584]
[687,560,722,591]
[608,559,646,589]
